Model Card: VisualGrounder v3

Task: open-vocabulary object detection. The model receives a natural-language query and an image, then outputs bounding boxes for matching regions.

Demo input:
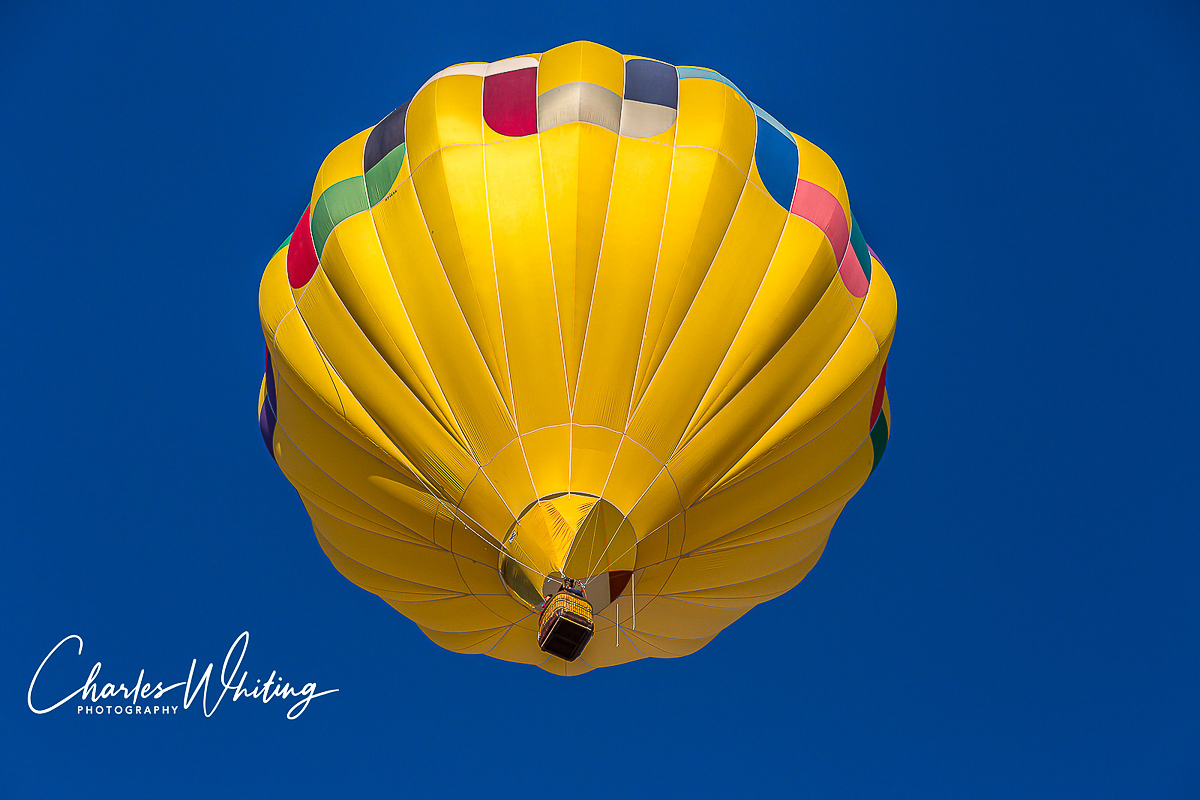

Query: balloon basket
[537,589,595,661]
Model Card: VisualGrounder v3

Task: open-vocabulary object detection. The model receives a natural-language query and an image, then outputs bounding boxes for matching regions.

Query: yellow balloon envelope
[258,42,895,674]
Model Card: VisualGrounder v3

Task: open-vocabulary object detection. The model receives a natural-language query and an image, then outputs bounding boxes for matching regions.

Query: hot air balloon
[258,41,895,675]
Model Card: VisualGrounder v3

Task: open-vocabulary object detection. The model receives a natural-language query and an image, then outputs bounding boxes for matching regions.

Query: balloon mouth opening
[498,493,637,613]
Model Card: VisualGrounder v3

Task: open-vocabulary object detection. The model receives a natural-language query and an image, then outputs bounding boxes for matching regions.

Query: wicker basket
[537,590,595,661]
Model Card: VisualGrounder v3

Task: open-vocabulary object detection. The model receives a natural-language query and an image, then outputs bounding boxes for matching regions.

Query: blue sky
[3,1,1197,796]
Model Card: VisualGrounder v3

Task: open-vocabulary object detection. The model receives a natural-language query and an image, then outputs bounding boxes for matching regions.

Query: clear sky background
[3,1,1197,796]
